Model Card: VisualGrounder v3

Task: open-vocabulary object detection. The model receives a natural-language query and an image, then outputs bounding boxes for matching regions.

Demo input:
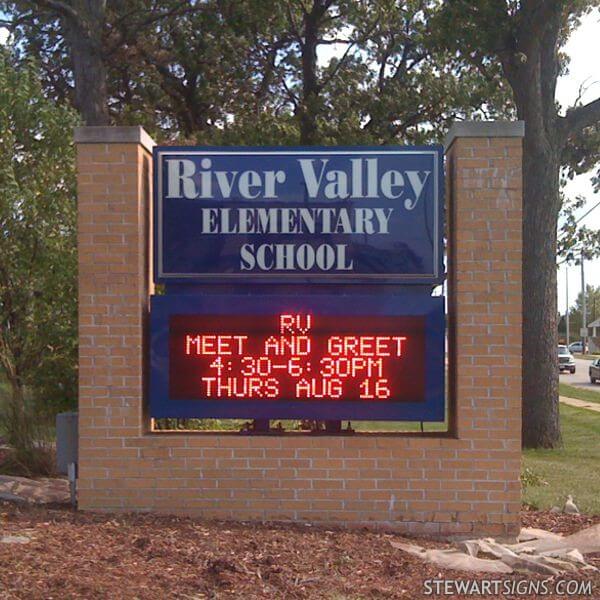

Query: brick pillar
[445,121,524,537]
[74,123,523,539]
[75,127,154,506]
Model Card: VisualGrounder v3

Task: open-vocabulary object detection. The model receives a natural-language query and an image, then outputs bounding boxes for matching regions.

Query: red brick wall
[76,125,523,538]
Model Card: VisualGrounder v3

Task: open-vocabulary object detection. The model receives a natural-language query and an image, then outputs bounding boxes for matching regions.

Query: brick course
[76,125,523,538]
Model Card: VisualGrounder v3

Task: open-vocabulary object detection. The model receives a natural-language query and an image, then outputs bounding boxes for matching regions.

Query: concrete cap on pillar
[74,126,156,154]
[444,121,525,151]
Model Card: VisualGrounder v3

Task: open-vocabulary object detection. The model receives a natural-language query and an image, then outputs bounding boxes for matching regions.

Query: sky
[0,9,599,314]
[555,9,600,314]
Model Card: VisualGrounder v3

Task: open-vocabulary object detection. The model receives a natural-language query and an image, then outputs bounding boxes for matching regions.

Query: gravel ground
[0,502,598,599]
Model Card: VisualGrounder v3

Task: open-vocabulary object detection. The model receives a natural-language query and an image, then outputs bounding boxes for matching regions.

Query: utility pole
[581,249,587,354]
[566,266,570,345]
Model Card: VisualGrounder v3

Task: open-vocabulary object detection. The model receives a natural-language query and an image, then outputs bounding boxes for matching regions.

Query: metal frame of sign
[153,146,444,285]
[149,292,445,422]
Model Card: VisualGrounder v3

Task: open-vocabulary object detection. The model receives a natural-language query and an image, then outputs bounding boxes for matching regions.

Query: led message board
[150,294,444,421]
[153,146,443,284]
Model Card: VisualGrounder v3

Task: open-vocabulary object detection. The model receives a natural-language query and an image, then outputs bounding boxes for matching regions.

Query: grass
[572,353,600,361]
[559,381,600,404]
[522,403,600,514]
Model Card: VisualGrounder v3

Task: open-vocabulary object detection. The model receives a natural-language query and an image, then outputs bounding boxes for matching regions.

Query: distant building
[588,317,600,353]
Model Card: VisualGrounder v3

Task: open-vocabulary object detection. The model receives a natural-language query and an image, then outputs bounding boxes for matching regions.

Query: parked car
[590,358,600,384]
[558,345,576,374]
[569,341,584,354]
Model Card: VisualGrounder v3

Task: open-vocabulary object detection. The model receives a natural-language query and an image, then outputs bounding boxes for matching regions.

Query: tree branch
[563,97,600,137]
[30,0,82,25]
[285,1,303,46]
[279,72,299,108]
[105,3,199,55]
[0,13,37,31]
[114,3,196,34]
[320,16,380,89]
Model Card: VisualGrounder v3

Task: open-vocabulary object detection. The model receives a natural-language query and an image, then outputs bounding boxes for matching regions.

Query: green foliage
[3,0,514,145]
[558,195,600,262]
[435,0,598,58]
[154,418,245,431]
[562,285,600,334]
[0,47,80,414]
[520,466,548,490]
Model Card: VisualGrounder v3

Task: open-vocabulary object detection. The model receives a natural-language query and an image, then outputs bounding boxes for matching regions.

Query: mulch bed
[0,502,598,599]
[521,504,600,536]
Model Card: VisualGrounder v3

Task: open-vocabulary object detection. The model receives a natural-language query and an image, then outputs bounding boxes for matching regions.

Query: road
[559,356,600,392]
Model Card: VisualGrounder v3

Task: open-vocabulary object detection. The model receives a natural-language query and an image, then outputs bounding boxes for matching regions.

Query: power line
[558,196,600,242]
[576,197,600,225]
[558,249,584,266]
[557,195,600,266]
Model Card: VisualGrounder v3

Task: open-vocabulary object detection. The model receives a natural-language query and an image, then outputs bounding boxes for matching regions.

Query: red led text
[169,313,425,403]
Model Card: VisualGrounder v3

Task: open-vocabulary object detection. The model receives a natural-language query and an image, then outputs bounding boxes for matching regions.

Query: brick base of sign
[75,123,523,539]
[77,433,520,538]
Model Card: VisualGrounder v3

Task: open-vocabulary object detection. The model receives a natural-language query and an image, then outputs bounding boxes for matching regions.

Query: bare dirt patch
[0,503,598,599]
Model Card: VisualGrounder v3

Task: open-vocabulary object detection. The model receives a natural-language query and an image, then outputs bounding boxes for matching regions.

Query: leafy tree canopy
[1,0,513,144]
[0,46,79,412]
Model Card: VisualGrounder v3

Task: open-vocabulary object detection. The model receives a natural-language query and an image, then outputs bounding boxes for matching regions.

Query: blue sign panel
[154,146,443,284]
[149,292,445,421]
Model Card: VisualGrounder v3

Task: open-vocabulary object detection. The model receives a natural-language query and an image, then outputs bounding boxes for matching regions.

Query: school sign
[75,122,524,538]
[154,147,443,282]
[151,147,445,422]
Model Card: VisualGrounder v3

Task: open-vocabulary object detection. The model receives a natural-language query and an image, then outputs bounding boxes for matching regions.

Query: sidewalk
[559,396,600,413]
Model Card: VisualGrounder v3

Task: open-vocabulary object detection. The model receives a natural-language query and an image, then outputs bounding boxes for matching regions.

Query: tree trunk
[520,115,562,448]
[504,10,564,448]
[7,374,25,415]
[62,2,109,125]
[298,1,326,145]
[5,373,28,449]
